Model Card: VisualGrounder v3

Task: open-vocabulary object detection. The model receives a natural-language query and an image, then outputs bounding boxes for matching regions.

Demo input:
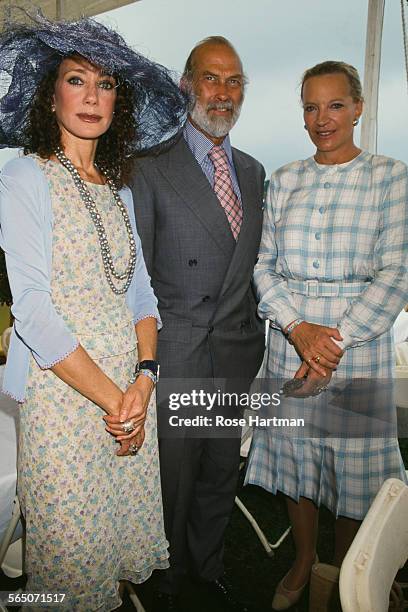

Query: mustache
[206,100,234,111]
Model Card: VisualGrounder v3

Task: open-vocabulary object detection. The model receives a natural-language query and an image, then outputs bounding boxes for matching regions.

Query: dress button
[313,260,320,269]
[188,259,197,267]
[208,325,214,333]
[319,206,325,214]
[315,232,321,240]
[202,295,210,302]
[324,182,330,189]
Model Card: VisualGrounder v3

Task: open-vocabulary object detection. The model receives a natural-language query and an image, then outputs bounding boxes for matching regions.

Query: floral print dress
[18,157,168,611]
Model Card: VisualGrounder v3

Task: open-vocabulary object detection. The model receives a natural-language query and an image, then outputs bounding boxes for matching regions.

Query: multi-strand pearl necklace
[54,147,136,295]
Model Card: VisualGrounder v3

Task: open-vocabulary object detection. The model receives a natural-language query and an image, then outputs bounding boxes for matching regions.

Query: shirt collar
[305,150,371,174]
[183,118,233,165]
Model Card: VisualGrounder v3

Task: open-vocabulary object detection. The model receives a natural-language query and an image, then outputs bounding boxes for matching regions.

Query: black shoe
[203,574,249,612]
[152,591,181,612]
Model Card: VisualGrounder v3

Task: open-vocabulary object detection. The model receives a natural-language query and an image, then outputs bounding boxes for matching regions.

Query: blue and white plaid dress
[245,151,408,519]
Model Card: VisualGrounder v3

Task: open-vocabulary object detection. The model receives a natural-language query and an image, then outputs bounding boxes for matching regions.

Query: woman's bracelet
[285,318,304,338]
[129,369,156,385]
[129,360,160,386]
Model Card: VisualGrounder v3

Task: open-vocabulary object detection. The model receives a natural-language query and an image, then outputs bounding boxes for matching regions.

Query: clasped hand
[282,321,344,398]
[285,360,333,398]
[289,321,343,376]
[104,376,154,456]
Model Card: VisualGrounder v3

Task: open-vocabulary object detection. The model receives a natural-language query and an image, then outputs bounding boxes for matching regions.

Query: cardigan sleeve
[121,186,162,330]
[0,157,79,368]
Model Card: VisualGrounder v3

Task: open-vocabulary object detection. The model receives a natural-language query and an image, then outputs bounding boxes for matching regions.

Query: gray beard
[189,99,242,138]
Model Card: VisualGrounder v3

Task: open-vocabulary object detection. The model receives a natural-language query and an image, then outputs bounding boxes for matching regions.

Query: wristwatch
[131,360,160,385]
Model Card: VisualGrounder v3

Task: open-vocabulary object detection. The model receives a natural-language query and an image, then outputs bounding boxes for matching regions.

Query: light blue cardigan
[0,156,161,401]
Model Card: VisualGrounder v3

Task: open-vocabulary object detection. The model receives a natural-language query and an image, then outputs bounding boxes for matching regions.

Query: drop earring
[352,118,359,126]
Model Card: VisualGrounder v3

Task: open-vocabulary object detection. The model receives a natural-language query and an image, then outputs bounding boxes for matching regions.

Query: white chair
[0,497,23,612]
[234,425,291,557]
[0,496,22,576]
[339,478,408,612]
[0,360,23,612]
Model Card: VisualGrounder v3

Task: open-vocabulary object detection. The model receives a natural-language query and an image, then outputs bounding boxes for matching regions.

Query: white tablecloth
[0,365,21,544]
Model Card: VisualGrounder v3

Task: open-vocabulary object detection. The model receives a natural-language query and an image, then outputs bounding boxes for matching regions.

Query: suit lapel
[156,137,235,255]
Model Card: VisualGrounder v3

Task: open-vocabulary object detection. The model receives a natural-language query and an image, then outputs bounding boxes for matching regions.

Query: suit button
[208,326,214,333]
[188,259,197,267]
[202,295,210,302]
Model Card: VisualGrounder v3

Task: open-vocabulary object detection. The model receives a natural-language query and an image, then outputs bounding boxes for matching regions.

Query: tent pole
[360,0,385,153]
[56,0,63,19]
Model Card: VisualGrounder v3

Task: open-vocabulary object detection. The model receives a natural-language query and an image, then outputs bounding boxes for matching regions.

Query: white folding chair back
[0,496,21,570]
[1,538,22,578]
[235,423,291,557]
[340,478,408,612]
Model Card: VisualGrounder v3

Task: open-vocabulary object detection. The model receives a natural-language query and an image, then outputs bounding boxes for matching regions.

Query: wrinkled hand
[289,321,343,375]
[103,375,154,450]
[289,360,333,398]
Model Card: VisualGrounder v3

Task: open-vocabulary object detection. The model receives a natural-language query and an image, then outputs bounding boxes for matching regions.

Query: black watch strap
[136,360,159,377]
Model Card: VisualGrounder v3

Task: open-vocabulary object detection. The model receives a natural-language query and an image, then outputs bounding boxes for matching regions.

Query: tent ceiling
[0,0,140,23]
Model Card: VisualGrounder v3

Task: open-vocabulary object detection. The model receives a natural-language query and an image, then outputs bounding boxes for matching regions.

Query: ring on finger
[129,443,139,455]
[313,384,328,396]
[313,354,321,364]
[122,419,135,434]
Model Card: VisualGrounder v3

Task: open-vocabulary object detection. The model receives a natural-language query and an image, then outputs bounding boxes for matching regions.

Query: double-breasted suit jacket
[130,134,265,382]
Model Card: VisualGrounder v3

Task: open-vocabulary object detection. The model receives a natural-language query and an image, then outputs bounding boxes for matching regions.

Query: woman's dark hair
[23,55,137,188]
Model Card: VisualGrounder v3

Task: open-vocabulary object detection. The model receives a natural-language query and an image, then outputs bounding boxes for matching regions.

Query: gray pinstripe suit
[129,131,265,593]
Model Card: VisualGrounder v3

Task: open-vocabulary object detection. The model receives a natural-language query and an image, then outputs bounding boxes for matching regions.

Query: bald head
[182,36,244,83]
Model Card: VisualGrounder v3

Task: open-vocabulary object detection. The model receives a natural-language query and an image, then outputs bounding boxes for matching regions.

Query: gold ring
[313,354,321,363]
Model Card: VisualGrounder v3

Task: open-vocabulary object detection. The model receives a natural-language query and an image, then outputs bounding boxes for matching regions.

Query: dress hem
[244,477,367,521]
[28,553,170,611]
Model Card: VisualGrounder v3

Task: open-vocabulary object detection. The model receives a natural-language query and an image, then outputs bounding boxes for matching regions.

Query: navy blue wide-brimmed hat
[0,9,187,151]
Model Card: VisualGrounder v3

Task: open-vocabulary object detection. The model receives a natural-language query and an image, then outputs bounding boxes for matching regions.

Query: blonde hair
[301,60,363,102]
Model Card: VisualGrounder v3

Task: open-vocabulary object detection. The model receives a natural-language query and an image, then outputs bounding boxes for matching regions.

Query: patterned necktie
[208,145,243,241]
